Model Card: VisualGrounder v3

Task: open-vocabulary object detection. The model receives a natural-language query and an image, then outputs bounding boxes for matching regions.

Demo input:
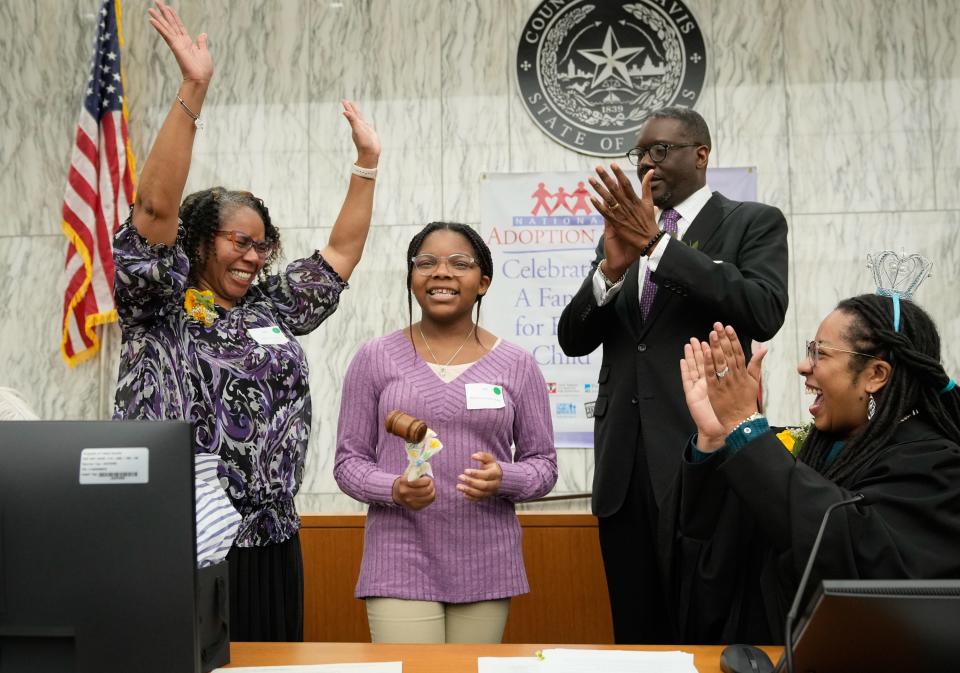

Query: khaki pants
[365,597,511,644]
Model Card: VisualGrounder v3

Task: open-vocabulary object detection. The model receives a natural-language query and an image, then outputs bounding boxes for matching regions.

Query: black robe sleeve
[658,419,960,645]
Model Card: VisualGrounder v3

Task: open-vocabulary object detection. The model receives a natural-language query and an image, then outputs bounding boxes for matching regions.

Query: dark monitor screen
[0,420,201,673]
[782,579,960,672]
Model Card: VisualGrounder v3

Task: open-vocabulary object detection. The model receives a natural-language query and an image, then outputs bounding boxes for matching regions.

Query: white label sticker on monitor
[79,448,149,485]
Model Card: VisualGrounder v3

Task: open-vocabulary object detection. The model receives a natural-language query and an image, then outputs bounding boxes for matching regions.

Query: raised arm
[133,1,212,246]
[317,101,381,282]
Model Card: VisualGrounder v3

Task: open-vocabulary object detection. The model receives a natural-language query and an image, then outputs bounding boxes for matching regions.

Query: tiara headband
[866,252,955,396]
[867,251,932,332]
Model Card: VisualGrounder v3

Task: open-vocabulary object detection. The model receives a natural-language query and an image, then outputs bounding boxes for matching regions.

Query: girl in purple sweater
[335,222,558,643]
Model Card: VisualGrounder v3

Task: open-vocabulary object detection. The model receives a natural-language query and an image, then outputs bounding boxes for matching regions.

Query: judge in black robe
[659,297,960,645]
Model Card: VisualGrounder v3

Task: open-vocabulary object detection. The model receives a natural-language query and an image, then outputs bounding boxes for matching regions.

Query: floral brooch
[184,288,217,327]
[776,422,812,455]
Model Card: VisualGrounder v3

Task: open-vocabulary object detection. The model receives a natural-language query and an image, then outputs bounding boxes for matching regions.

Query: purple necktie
[639,208,680,320]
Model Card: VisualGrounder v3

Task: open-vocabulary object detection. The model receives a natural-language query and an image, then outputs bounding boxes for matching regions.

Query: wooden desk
[301,513,612,643]
[226,642,784,672]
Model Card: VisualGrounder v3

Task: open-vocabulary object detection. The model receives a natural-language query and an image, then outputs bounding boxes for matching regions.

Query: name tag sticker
[248,325,288,345]
[79,448,149,485]
[465,383,506,410]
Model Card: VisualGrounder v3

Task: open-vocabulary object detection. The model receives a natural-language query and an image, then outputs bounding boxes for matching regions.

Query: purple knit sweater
[334,329,558,603]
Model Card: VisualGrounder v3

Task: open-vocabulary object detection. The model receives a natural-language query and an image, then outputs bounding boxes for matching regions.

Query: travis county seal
[516,0,707,157]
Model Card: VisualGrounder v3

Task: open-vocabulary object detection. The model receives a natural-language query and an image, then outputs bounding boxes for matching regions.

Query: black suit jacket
[557,191,789,516]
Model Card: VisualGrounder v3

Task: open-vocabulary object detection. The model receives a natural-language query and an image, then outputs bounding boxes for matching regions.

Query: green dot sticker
[493,386,502,396]
[272,327,281,334]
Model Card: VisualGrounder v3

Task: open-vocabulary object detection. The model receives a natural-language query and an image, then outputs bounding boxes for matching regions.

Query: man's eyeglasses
[411,253,477,276]
[805,340,881,366]
[626,142,700,165]
[215,230,276,258]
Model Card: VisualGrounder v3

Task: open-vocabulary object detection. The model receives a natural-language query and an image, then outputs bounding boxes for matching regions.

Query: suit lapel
[680,192,725,249]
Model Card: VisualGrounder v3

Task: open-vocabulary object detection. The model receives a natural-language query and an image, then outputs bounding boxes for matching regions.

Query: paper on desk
[477,657,541,673]
[213,663,402,673]
[477,649,697,673]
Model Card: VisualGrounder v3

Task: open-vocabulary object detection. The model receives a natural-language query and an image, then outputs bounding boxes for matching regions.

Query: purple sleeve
[334,341,399,505]
[112,219,190,332]
[259,251,348,336]
[498,353,559,502]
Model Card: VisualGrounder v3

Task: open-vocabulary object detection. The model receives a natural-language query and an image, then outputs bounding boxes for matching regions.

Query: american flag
[61,0,136,367]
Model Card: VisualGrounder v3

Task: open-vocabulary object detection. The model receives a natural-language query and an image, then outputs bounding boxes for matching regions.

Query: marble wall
[2,0,958,514]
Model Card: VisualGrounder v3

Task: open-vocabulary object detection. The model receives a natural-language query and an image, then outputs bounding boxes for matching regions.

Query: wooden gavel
[385,410,428,443]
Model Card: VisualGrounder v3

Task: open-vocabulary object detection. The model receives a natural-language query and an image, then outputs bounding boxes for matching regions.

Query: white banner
[479,168,758,448]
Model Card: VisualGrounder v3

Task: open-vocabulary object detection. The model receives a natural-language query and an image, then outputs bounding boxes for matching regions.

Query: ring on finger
[609,202,620,210]
[715,366,730,379]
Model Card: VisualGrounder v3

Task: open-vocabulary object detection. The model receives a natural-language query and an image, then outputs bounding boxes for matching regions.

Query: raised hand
[680,338,726,451]
[702,323,766,434]
[341,100,380,165]
[148,1,213,84]
[392,474,436,511]
[457,452,503,502]
[589,165,659,277]
[599,217,640,282]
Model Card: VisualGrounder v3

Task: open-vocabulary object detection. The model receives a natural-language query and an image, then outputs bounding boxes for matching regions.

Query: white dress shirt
[592,183,713,307]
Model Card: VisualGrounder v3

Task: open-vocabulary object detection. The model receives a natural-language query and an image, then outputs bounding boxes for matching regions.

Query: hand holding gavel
[385,410,435,510]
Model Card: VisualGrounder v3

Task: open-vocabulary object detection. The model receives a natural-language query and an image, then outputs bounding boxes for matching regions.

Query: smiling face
[410,230,490,324]
[798,309,890,437]
[634,117,709,208]
[195,205,268,308]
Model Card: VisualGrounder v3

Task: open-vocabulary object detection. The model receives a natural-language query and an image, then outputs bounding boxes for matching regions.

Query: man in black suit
[557,107,789,643]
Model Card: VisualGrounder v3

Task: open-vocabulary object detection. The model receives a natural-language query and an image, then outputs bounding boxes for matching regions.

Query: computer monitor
[0,420,202,673]
[780,579,960,672]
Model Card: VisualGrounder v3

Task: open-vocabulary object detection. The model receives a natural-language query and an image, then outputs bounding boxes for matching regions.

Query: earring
[867,393,877,420]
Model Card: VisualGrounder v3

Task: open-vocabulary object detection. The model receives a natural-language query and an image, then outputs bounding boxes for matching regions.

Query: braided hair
[798,294,960,485]
[179,187,282,286]
[405,222,494,345]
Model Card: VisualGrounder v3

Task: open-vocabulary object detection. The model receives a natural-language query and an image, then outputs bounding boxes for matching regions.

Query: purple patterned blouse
[112,220,347,547]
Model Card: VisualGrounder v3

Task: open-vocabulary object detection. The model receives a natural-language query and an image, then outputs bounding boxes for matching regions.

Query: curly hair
[798,294,960,485]
[405,221,494,345]
[179,187,282,285]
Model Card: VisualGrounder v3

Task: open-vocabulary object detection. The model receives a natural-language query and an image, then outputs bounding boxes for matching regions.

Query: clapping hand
[341,100,380,166]
[148,1,213,84]
[681,325,767,451]
[700,323,767,435]
[680,338,728,452]
[457,452,503,502]
[589,165,658,276]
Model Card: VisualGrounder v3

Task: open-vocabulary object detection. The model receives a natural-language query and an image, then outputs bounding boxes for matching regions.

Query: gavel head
[385,410,428,443]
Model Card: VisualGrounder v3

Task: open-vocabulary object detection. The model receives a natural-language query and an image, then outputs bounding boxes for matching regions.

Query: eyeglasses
[626,142,700,165]
[215,230,276,258]
[805,340,881,366]
[410,253,477,276]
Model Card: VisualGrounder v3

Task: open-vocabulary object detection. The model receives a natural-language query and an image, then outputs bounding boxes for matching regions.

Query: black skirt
[227,533,304,642]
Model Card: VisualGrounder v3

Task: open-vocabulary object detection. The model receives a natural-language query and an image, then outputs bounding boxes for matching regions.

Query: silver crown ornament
[866,251,932,300]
